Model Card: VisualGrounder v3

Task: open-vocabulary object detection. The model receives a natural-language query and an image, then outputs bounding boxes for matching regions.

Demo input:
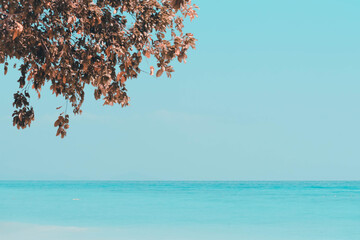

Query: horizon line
[1,179,359,182]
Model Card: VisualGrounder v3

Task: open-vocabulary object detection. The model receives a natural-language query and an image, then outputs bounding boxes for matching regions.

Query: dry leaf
[156,69,164,77]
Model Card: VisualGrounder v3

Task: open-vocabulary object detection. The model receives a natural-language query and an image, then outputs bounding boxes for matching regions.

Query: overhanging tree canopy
[0,0,197,137]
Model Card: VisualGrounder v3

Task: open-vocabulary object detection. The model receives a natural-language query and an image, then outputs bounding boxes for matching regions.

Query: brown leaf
[116,72,125,82]
[56,127,61,136]
[16,22,23,33]
[144,51,151,58]
[170,0,187,10]
[12,22,23,40]
[105,47,111,57]
[150,66,154,76]
[12,30,19,40]
[54,119,60,127]
[156,69,164,77]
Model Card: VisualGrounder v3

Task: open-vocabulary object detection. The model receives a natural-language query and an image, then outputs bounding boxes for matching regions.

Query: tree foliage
[0,0,197,137]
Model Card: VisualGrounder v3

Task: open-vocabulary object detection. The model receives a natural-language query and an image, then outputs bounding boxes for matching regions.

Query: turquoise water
[0,181,359,240]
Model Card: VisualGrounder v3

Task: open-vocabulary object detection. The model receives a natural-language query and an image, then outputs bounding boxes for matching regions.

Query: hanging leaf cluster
[0,0,198,137]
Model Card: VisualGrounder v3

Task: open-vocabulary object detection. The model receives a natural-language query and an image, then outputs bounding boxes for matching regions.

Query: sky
[1,0,360,180]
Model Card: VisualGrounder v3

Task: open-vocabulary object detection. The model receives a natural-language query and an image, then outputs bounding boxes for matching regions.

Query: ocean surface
[0,181,359,240]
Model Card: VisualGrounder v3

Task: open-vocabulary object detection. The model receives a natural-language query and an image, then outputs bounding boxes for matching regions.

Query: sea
[0,181,359,240]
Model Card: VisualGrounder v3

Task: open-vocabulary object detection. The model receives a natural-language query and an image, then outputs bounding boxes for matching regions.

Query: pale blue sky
[1,0,360,180]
